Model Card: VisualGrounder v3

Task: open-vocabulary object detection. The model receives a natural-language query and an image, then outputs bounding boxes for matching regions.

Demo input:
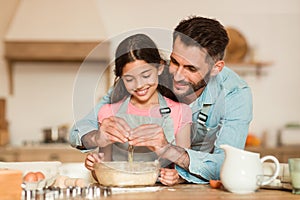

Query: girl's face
[122,60,163,106]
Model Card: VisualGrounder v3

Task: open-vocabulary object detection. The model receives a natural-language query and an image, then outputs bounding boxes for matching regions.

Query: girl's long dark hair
[110,34,177,103]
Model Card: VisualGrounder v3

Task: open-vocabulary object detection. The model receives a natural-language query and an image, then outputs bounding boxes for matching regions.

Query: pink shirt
[98,97,192,135]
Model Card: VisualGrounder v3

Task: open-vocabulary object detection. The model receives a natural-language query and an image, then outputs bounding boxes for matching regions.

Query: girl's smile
[122,60,164,108]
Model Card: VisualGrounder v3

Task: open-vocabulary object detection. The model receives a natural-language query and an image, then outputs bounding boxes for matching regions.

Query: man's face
[169,37,212,100]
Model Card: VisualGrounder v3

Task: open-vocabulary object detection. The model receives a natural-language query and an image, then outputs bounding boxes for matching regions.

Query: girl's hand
[98,116,131,146]
[129,124,168,153]
[84,152,104,171]
[159,168,185,186]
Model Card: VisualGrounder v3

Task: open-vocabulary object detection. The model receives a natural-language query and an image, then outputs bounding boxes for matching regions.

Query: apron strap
[157,93,171,118]
[159,107,171,115]
[197,104,211,125]
[157,93,174,144]
[117,95,131,114]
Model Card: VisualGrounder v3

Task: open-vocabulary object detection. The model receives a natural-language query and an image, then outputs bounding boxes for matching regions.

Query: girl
[85,34,191,186]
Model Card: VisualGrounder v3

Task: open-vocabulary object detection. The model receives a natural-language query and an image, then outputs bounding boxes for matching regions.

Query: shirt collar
[190,75,220,113]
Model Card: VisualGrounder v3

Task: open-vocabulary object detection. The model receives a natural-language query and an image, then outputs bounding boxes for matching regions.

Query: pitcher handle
[258,155,280,186]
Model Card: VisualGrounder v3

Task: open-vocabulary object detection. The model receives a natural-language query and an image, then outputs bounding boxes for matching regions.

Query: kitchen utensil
[42,125,69,143]
[220,144,280,194]
[224,27,248,63]
[288,158,300,194]
[22,184,112,199]
[42,128,53,143]
[93,161,159,187]
[128,145,134,162]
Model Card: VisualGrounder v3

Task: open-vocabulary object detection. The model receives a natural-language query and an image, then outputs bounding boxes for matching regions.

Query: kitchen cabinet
[0,144,87,163]
[246,146,300,163]
[0,147,18,162]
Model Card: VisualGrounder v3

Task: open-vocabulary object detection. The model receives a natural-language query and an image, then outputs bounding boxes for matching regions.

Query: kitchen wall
[0,0,299,146]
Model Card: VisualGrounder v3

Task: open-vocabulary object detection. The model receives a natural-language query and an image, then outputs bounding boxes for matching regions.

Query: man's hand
[129,124,169,154]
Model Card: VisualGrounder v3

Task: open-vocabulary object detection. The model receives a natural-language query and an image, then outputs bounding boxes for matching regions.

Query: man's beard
[173,71,211,100]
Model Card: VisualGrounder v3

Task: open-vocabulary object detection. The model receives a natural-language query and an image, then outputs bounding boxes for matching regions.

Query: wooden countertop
[106,184,298,200]
[0,143,74,150]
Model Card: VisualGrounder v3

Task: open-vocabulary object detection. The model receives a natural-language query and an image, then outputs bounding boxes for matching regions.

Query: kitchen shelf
[227,61,272,77]
[4,40,111,94]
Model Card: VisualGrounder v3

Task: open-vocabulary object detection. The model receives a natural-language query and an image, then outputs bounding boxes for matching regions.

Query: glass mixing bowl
[93,161,160,187]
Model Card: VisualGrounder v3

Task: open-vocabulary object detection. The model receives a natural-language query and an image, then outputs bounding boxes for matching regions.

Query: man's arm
[81,130,100,150]
[69,88,131,151]
[159,144,210,181]
[158,144,189,169]
[175,86,253,183]
[69,89,112,150]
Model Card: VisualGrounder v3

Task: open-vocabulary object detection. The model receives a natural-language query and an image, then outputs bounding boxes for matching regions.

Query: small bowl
[94,161,160,187]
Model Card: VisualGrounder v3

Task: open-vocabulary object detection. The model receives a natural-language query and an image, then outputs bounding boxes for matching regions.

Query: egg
[53,175,68,188]
[23,172,38,182]
[35,171,45,181]
[64,178,77,187]
[75,178,88,188]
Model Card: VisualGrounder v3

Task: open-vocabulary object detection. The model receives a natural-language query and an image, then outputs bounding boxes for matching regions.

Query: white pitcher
[220,144,280,194]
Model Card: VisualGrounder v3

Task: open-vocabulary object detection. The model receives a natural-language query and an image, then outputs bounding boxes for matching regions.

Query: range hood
[5,0,107,41]
[4,0,110,93]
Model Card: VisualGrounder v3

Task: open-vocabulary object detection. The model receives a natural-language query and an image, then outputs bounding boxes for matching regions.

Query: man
[70,16,253,185]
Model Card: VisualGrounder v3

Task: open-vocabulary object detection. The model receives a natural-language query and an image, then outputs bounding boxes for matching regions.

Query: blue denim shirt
[69,67,253,183]
[69,89,112,149]
[175,67,252,183]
